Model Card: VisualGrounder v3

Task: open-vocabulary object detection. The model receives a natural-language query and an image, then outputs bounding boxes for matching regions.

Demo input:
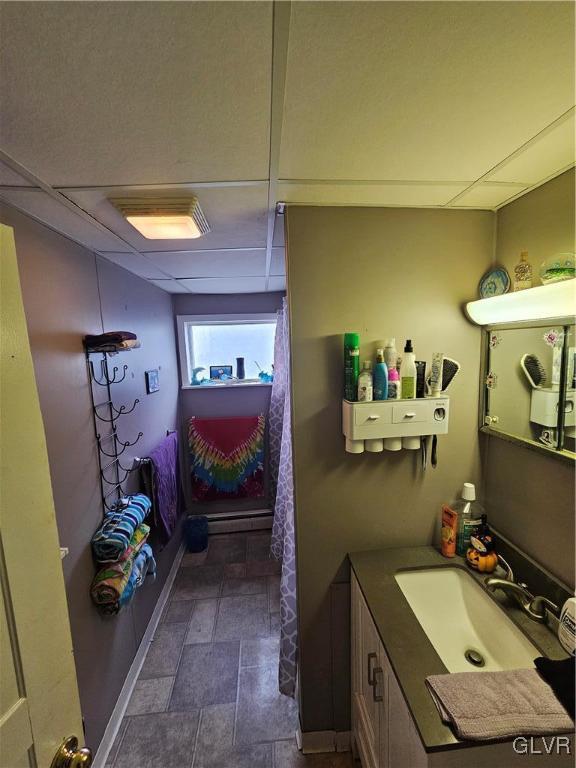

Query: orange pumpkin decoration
[466,547,498,573]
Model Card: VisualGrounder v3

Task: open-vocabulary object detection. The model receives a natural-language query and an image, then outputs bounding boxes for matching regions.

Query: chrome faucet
[484,555,559,623]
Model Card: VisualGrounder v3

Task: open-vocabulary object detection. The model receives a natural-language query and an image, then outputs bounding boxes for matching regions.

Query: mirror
[482,321,575,458]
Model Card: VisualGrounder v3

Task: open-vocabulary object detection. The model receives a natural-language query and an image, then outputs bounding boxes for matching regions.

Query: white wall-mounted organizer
[342,397,449,453]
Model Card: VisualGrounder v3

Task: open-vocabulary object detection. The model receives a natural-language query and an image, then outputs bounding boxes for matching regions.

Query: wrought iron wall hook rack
[85,346,143,516]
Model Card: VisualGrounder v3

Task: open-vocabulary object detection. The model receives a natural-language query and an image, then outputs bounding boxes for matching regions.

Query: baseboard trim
[208,513,273,534]
[92,541,185,768]
[296,727,351,754]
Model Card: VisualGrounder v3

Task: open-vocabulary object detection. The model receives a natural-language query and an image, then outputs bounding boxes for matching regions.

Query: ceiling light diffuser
[465,280,576,325]
[111,197,210,239]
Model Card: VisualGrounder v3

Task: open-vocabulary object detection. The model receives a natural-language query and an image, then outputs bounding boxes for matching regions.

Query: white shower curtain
[269,297,298,697]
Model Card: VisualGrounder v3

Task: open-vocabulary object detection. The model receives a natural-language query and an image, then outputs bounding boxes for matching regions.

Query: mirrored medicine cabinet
[480,317,575,461]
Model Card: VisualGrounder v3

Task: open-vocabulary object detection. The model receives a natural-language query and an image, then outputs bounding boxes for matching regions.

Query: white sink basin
[395,567,540,673]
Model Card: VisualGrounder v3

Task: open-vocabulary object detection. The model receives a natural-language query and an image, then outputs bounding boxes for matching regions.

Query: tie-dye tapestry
[188,415,265,501]
[270,298,298,697]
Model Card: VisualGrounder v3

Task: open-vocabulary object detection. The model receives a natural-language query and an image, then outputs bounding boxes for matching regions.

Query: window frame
[176,313,277,389]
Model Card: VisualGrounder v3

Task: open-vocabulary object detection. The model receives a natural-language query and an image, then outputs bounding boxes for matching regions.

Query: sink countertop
[348,545,569,753]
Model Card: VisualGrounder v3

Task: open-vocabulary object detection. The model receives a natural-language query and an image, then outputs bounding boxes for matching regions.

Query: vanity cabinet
[351,574,427,768]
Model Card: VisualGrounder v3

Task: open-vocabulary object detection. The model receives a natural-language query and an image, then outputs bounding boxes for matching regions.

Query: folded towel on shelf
[91,494,151,562]
[426,669,575,741]
[90,524,150,613]
[140,432,181,543]
[535,656,576,719]
[119,544,156,607]
[188,415,265,501]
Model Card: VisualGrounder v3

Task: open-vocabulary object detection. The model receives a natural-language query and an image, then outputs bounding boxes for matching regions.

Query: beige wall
[0,203,181,748]
[285,206,493,733]
[484,169,576,588]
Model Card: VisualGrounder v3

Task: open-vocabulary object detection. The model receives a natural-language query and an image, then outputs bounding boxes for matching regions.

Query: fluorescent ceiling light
[465,280,576,325]
[111,197,210,240]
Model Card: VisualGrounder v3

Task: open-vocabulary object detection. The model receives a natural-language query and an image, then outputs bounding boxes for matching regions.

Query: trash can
[183,515,209,553]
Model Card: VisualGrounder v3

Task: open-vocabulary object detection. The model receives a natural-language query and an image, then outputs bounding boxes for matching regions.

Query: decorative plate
[479,266,511,298]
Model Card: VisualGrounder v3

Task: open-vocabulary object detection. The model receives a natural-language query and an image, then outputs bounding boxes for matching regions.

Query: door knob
[50,736,92,768]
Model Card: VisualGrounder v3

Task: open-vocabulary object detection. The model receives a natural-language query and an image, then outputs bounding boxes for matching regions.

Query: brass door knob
[50,736,92,768]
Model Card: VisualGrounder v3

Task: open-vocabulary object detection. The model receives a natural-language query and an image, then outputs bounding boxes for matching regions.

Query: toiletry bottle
[558,598,576,655]
[373,348,388,400]
[454,483,484,556]
[400,340,416,399]
[513,250,533,291]
[384,338,398,373]
[441,505,458,558]
[387,368,400,399]
[357,361,373,402]
[344,333,360,401]
[415,361,426,398]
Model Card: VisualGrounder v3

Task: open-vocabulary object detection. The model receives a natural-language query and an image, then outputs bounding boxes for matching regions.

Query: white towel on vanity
[426,668,575,741]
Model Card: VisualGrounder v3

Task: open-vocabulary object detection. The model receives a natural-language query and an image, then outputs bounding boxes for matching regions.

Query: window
[177,314,277,387]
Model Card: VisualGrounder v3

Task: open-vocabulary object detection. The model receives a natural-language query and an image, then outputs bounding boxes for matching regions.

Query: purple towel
[148,432,180,542]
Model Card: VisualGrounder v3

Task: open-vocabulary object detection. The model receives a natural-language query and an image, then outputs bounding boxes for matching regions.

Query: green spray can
[344,332,360,401]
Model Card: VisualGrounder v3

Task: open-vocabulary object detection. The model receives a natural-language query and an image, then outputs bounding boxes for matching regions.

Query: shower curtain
[270,297,298,697]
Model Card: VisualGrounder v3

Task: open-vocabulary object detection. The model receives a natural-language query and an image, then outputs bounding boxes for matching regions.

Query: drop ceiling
[0,1,573,294]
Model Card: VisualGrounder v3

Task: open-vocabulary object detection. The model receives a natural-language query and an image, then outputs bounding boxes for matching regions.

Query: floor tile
[114,712,199,768]
[270,613,281,635]
[234,665,299,745]
[268,575,281,613]
[172,564,223,600]
[214,594,270,641]
[240,636,280,668]
[163,600,195,624]
[225,563,247,578]
[195,743,272,768]
[222,576,268,597]
[139,623,187,679]
[169,642,240,710]
[246,559,282,577]
[181,550,208,568]
[185,599,218,644]
[126,677,174,716]
[206,534,247,564]
[195,703,235,753]
[246,533,272,562]
[273,740,355,768]
[104,720,128,766]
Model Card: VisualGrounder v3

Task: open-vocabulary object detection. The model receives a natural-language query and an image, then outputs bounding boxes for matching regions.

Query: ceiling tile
[63,185,268,251]
[451,182,528,208]
[0,160,34,187]
[99,252,169,280]
[278,182,468,207]
[145,249,266,279]
[178,277,267,294]
[0,188,130,251]
[270,247,285,276]
[280,3,574,182]
[488,112,575,184]
[0,2,272,186]
[148,280,191,294]
[268,276,286,291]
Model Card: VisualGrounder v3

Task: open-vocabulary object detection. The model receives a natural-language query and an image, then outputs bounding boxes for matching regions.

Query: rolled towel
[90,524,150,612]
[426,668,575,741]
[91,494,151,562]
[119,544,156,608]
[84,331,137,347]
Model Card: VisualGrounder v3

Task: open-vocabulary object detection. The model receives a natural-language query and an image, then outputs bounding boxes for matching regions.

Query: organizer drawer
[392,402,430,424]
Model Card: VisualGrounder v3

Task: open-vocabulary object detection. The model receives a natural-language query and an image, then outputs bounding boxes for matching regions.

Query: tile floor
[106,531,355,768]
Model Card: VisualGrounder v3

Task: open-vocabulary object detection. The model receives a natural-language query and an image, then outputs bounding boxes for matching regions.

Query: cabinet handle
[367,414,380,421]
[372,667,384,702]
[367,652,377,685]
[403,412,416,419]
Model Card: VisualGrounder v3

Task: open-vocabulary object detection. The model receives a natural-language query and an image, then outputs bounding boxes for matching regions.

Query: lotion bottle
[357,361,373,402]
[400,340,416,399]
[387,368,400,399]
[384,339,398,373]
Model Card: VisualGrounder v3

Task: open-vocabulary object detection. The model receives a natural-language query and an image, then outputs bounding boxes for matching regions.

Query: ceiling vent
[110,196,210,239]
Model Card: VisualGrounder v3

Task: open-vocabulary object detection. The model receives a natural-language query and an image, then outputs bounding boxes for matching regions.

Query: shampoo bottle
[373,348,388,400]
[387,368,400,399]
[344,333,360,400]
[357,361,373,402]
[384,338,398,373]
[400,340,416,399]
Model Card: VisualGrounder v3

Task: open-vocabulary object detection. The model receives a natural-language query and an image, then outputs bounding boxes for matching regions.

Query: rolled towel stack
[84,331,140,353]
[90,494,154,614]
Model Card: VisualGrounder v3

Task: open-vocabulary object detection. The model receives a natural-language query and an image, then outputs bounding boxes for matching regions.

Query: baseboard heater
[203,508,273,534]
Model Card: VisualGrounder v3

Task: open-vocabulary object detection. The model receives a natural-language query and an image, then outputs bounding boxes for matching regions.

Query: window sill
[181,381,273,391]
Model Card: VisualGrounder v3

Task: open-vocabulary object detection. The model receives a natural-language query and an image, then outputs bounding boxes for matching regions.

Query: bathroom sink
[395,567,540,673]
